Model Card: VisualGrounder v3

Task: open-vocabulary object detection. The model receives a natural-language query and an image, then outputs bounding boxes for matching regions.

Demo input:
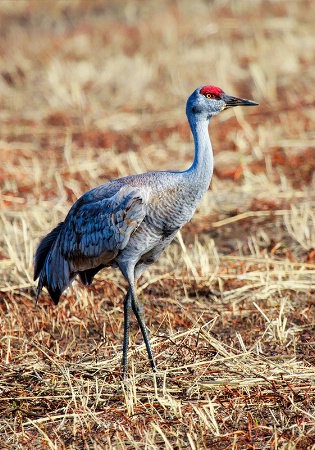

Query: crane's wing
[60,184,149,262]
[34,184,149,304]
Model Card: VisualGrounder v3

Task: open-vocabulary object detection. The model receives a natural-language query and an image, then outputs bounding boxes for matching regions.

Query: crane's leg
[129,283,157,373]
[122,289,132,379]
[119,262,157,376]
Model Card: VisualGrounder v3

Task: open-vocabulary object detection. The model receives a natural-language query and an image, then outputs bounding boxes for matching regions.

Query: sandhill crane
[34,85,258,376]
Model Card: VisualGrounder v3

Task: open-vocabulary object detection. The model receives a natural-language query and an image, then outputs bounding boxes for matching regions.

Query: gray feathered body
[34,84,258,374]
[34,162,211,304]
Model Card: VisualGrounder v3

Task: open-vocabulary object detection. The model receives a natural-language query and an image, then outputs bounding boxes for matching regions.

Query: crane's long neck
[185,115,213,192]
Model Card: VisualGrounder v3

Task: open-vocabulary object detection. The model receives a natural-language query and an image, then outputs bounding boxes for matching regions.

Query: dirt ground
[0,1,315,448]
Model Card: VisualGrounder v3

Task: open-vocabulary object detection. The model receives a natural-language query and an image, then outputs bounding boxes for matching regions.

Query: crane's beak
[222,93,259,109]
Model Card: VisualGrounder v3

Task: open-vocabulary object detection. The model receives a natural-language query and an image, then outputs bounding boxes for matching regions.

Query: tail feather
[37,263,75,305]
[34,222,64,281]
[35,221,74,304]
[47,282,63,305]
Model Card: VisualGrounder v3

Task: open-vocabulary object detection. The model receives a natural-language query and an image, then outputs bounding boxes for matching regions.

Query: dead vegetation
[0,0,315,448]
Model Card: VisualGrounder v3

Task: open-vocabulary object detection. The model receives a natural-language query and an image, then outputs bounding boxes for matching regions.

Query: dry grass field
[1,0,315,448]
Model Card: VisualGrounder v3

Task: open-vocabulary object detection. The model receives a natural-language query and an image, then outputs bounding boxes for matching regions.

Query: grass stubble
[0,1,315,448]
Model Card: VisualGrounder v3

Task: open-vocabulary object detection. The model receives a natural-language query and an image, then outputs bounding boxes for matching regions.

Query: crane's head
[186,85,258,121]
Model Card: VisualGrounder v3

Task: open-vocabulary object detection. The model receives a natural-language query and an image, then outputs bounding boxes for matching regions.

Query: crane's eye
[205,92,218,99]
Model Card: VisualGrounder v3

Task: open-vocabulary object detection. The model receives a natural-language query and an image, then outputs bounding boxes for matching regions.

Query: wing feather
[60,184,148,264]
[35,183,149,303]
